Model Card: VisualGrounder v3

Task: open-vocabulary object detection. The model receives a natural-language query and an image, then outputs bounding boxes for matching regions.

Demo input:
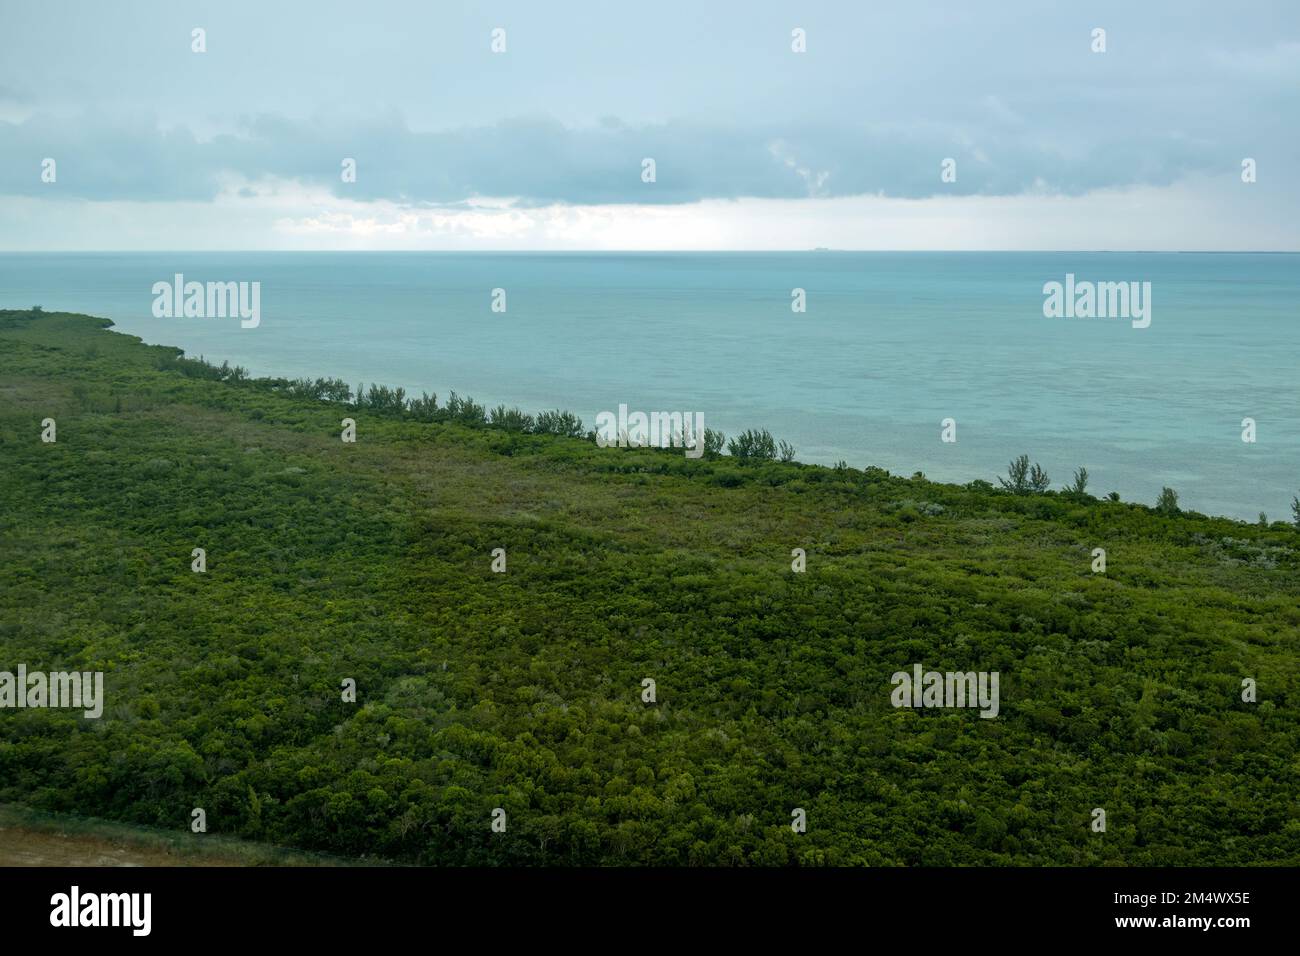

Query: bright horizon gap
[4,250,1300,255]
[6,176,1297,252]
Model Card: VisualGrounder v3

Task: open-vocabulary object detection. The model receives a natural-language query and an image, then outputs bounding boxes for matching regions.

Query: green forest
[1,308,1297,865]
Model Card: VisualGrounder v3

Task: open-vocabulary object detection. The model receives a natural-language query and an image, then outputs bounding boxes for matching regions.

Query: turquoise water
[2,251,1296,521]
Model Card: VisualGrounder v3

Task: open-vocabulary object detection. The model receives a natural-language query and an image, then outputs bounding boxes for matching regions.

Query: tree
[1291,494,1299,528]
[1065,466,1090,498]
[1028,462,1051,493]
[488,405,534,432]
[999,455,1030,493]
[728,429,777,462]
[406,391,439,421]
[535,409,584,438]
[1156,486,1180,514]
[999,454,1049,494]
[702,429,726,459]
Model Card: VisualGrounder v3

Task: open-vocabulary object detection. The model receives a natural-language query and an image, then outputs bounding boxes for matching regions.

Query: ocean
[2,251,1296,522]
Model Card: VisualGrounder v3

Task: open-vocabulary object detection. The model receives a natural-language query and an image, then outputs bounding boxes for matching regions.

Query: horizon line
[1,249,1298,255]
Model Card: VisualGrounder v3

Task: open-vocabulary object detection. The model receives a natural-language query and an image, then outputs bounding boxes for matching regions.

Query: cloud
[0,108,1237,208]
[0,83,35,123]
[1,0,1295,249]
[1211,41,1300,79]
[3,170,1295,251]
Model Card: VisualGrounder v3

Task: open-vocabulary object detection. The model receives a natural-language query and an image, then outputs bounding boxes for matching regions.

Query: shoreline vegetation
[1,307,1297,866]
[18,305,1297,526]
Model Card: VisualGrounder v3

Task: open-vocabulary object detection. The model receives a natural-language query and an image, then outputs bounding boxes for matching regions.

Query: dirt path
[0,824,233,867]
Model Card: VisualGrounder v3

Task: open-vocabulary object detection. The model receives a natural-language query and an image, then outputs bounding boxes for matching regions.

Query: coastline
[5,250,1296,523]
[54,308,1300,526]
[2,305,1297,866]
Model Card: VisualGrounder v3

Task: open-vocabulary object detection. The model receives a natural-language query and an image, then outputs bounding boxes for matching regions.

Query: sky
[0,0,1297,250]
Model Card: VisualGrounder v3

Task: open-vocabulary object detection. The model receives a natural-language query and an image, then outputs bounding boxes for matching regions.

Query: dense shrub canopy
[1,310,1297,866]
